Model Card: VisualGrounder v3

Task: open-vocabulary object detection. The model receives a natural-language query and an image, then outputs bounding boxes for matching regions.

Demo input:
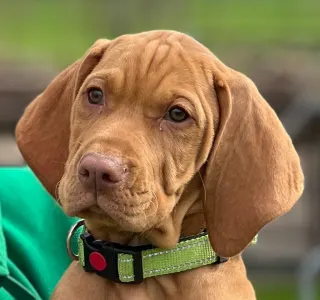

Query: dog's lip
[78,207,120,228]
[105,198,150,208]
[99,202,152,220]
[77,200,157,233]
[75,195,150,214]
[78,199,151,221]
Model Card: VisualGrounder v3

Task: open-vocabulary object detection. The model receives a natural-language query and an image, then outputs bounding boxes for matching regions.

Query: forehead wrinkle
[145,37,194,93]
[97,32,210,111]
[145,46,176,94]
[94,58,129,98]
[133,38,151,99]
[139,39,207,120]
[112,38,174,101]
[116,31,181,82]
[145,30,177,43]
[133,35,178,93]
[102,37,147,98]
[167,40,203,99]
[140,39,175,83]
[140,39,161,79]
[120,51,142,100]
[172,44,208,129]
[104,69,125,96]
[152,64,176,96]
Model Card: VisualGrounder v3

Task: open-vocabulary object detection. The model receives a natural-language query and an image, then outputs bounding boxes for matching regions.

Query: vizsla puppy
[16,30,304,300]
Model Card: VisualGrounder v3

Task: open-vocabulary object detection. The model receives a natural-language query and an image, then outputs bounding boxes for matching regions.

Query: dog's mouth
[60,174,178,246]
[75,197,158,233]
[76,205,158,245]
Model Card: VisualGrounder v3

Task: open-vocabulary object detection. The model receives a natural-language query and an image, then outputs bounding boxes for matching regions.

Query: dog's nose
[78,153,127,190]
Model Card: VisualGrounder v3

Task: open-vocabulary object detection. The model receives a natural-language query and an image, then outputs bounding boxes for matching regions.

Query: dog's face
[58,34,217,246]
[59,34,213,238]
[16,31,303,257]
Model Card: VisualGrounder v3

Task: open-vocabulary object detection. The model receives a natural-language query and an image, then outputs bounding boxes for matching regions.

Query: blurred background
[0,1,319,299]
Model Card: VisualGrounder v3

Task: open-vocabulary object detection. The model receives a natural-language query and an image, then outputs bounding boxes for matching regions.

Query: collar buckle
[81,232,144,284]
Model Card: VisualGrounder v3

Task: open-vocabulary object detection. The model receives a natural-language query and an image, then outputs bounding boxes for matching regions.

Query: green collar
[68,220,258,284]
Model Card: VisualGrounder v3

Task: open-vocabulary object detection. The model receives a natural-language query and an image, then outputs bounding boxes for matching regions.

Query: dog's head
[16,31,303,257]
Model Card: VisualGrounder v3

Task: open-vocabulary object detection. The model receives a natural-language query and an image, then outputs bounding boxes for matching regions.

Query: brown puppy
[16,31,304,300]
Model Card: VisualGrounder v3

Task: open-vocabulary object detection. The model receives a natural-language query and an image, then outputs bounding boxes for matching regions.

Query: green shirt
[0,167,78,300]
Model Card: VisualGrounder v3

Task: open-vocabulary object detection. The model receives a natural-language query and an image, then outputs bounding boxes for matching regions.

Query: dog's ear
[203,68,304,258]
[15,39,110,197]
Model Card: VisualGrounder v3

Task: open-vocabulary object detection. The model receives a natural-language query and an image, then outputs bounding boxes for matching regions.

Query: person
[0,166,78,300]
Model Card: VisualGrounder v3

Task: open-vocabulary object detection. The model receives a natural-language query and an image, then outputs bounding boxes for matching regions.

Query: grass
[255,283,302,300]
[0,0,319,65]
[253,276,320,300]
[256,284,320,300]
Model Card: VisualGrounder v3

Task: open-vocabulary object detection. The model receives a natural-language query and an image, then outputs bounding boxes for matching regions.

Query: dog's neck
[53,255,255,300]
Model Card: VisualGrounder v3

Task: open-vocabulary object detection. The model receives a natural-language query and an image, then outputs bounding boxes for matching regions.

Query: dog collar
[67,220,258,284]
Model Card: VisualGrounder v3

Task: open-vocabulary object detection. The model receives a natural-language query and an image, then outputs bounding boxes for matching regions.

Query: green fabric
[0,167,79,300]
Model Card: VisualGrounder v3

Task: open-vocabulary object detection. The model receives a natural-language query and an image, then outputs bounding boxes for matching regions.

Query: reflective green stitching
[78,238,85,267]
[142,235,209,260]
[144,256,216,275]
[118,235,216,282]
[118,253,134,282]
[118,240,208,263]
[143,240,207,259]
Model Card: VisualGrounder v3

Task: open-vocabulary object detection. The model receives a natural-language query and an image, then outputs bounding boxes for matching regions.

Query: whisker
[55,180,62,204]
[198,171,207,204]
[139,191,158,237]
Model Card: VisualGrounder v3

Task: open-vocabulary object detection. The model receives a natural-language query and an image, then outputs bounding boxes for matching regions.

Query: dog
[15,30,304,300]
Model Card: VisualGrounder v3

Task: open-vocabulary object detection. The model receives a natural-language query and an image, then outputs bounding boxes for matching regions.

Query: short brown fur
[16,30,304,300]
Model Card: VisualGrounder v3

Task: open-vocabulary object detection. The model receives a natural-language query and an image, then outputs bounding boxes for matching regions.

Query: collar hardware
[66,219,85,261]
[80,232,144,283]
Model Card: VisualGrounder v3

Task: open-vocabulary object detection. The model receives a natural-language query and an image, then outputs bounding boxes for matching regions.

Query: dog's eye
[87,88,104,105]
[165,106,189,123]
